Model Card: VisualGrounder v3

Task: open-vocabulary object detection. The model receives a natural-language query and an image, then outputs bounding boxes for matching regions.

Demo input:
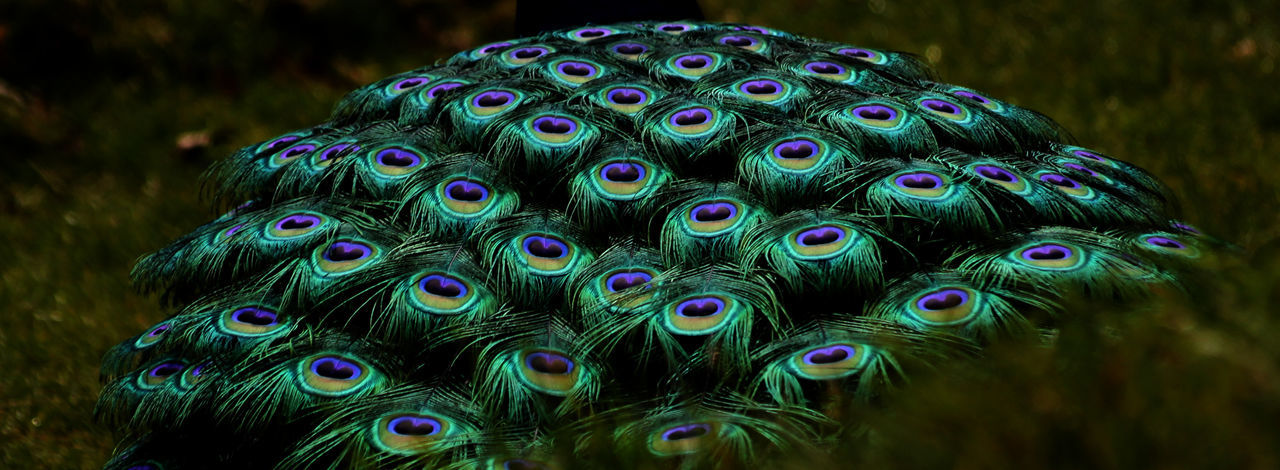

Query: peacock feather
[97,12,1216,470]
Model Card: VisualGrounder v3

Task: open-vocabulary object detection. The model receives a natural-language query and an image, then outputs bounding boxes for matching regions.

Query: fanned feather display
[98,19,1212,469]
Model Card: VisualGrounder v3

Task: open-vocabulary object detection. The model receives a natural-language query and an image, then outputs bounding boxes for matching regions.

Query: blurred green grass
[2,0,1277,467]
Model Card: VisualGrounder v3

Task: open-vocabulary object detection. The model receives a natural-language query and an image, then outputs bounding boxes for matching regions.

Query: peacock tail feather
[99,19,1213,469]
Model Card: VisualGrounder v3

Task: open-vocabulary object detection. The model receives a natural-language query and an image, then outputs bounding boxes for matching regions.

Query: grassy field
[2,0,1278,467]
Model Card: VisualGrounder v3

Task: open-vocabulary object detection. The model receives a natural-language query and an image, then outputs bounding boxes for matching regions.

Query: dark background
[2,0,1278,467]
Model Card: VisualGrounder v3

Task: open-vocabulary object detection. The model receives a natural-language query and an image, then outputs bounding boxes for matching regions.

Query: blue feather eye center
[691,202,737,221]
[376,147,423,168]
[478,41,512,55]
[1040,173,1081,188]
[1145,236,1185,249]
[263,135,300,152]
[895,172,944,189]
[974,165,1017,182]
[318,143,360,162]
[556,61,598,77]
[324,241,372,262]
[921,99,961,114]
[773,140,817,159]
[521,235,569,259]
[855,105,898,121]
[601,162,645,182]
[532,116,578,134]
[676,297,726,317]
[575,28,611,38]
[838,47,876,59]
[310,356,363,380]
[612,43,649,55]
[146,323,169,337]
[796,226,846,246]
[393,77,429,91]
[418,274,468,298]
[660,23,691,32]
[231,307,278,326]
[802,345,856,365]
[739,79,781,95]
[149,361,185,378]
[279,144,316,160]
[510,47,548,59]
[805,61,845,75]
[1071,149,1108,162]
[388,415,442,436]
[276,214,321,230]
[606,270,654,292]
[916,288,970,311]
[473,90,515,107]
[444,180,490,202]
[952,90,992,104]
[676,54,711,69]
[671,107,711,126]
[662,423,711,440]
[1022,243,1073,261]
[524,351,575,374]
[426,81,465,99]
[606,87,648,105]
[1062,162,1101,178]
[720,35,759,47]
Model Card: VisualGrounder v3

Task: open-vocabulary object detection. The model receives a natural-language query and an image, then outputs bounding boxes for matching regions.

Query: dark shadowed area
[2,0,1278,467]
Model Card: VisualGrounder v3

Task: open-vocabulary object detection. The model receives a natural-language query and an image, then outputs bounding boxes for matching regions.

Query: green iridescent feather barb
[96,11,1219,470]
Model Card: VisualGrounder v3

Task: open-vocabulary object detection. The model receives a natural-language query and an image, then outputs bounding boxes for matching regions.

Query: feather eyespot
[526,115,584,145]
[473,41,513,58]
[410,272,478,315]
[1060,161,1115,184]
[138,360,186,389]
[663,106,719,136]
[596,268,658,308]
[683,200,745,236]
[516,233,581,275]
[610,42,651,60]
[1038,173,1096,199]
[265,212,328,240]
[1013,242,1085,271]
[1062,146,1120,168]
[667,52,722,79]
[370,146,427,177]
[550,59,605,86]
[389,76,431,94]
[133,322,171,348]
[503,46,552,67]
[663,295,739,335]
[718,34,766,52]
[649,422,728,456]
[733,78,792,104]
[496,459,552,470]
[312,240,382,275]
[918,98,971,122]
[889,171,953,199]
[801,61,853,82]
[422,81,467,101]
[313,142,361,168]
[599,85,655,114]
[466,89,522,118]
[439,178,497,216]
[767,137,829,172]
[591,160,658,200]
[836,47,888,64]
[569,26,617,41]
[657,22,694,34]
[785,224,859,260]
[971,164,1029,193]
[259,134,301,154]
[788,342,871,380]
[1139,234,1200,258]
[515,349,582,395]
[269,143,317,168]
[373,412,453,454]
[848,103,907,129]
[219,306,288,337]
[909,286,980,325]
[296,353,377,397]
